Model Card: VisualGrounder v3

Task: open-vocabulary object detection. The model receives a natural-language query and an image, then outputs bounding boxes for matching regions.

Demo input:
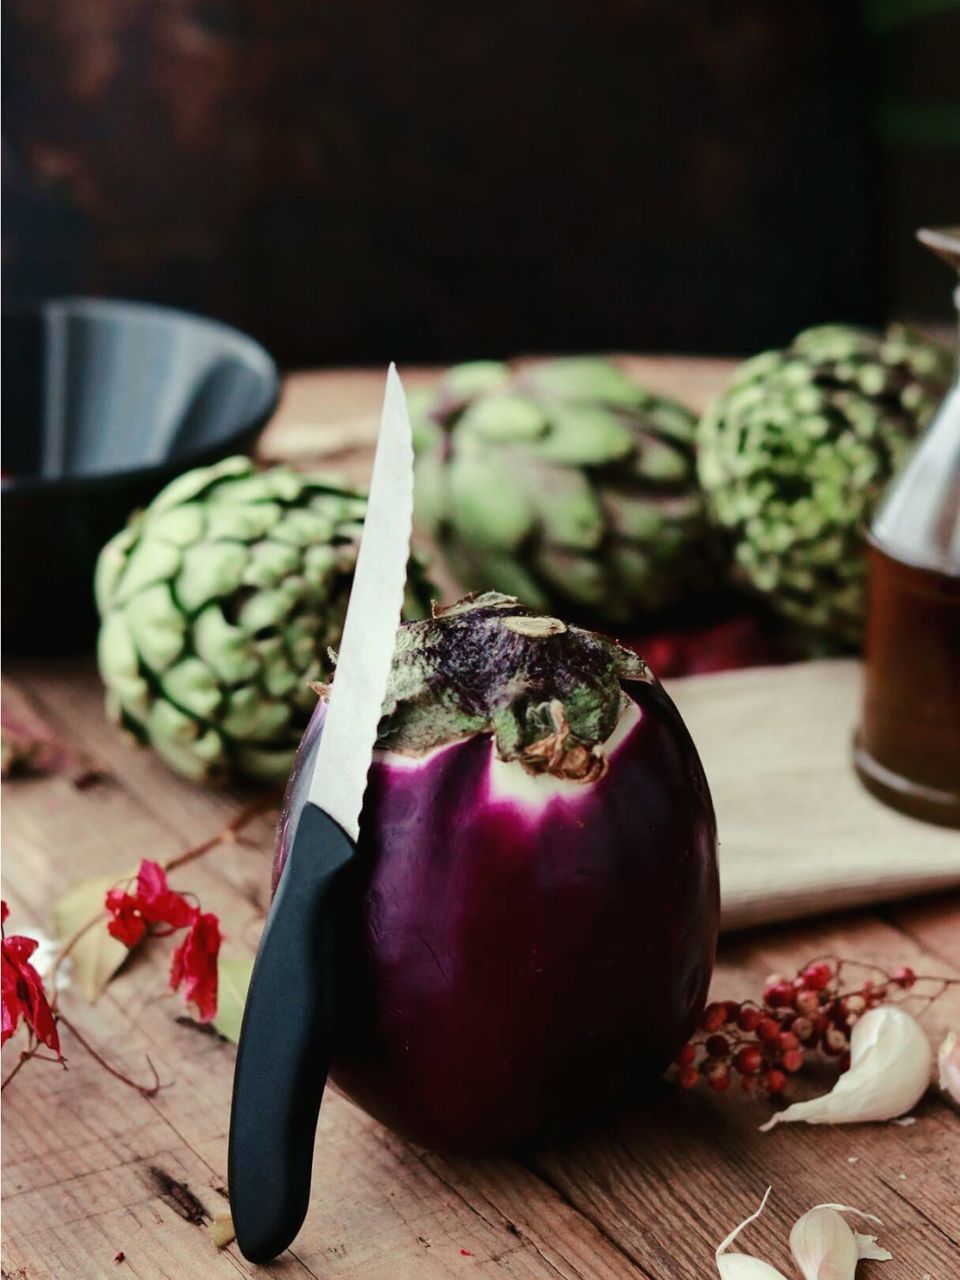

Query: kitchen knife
[228,364,415,1263]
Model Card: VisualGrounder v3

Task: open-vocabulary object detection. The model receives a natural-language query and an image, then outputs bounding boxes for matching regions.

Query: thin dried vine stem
[48,792,280,1005]
[5,793,281,1096]
[57,1014,163,1098]
[1,1046,43,1092]
[164,792,280,874]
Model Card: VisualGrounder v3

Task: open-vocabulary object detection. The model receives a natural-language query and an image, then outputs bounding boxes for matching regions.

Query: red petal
[3,935,39,965]
[1,934,60,1055]
[169,912,221,1022]
[1,901,9,926]
[2,995,17,1044]
[104,890,146,949]
[106,912,147,948]
[135,861,196,929]
[2,951,23,1044]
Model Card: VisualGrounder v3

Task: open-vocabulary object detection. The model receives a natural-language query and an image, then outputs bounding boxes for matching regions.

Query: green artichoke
[95,456,433,784]
[412,357,714,626]
[696,325,952,643]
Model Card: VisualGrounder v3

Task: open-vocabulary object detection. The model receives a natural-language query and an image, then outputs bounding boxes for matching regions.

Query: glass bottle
[854,227,960,827]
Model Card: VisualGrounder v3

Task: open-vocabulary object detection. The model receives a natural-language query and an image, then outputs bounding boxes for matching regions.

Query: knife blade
[228,364,414,1263]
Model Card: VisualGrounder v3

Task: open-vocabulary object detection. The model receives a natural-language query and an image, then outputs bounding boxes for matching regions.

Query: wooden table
[3,362,959,1279]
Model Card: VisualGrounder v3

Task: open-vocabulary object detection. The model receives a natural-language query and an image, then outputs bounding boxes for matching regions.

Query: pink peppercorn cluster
[673,958,918,1098]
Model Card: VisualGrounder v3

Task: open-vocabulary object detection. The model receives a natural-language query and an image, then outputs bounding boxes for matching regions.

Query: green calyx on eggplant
[275,591,719,1154]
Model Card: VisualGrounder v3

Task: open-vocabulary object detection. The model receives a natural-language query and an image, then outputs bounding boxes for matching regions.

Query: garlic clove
[789,1203,891,1279]
[789,1206,858,1280]
[760,1005,932,1131]
[937,1031,960,1106]
[715,1188,791,1280]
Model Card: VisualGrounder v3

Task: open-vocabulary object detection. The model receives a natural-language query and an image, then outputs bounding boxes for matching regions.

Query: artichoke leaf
[523,357,644,407]
[97,611,152,716]
[243,538,302,588]
[113,538,182,607]
[537,405,634,466]
[233,741,299,783]
[532,545,607,607]
[124,582,187,674]
[529,470,604,551]
[193,604,260,683]
[176,541,247,613]
[413,449,450,536]
[458,393,548,442]
[204,502,282,543]
[149,455,252,515]
[448,455,534,552]
[143,504,206,547]
[160,657,222,719]
[221,688,291,741]
[443,360,510,402]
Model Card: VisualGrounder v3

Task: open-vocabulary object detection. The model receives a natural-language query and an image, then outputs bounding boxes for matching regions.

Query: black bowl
[2,298,280,653]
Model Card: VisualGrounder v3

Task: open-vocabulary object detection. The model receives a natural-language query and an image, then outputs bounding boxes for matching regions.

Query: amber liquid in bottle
[854,385,960,826]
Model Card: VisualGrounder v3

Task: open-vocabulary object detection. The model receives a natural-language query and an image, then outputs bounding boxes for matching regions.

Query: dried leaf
[53,875,131,1001]
[210,1212,236,1249]
[212,956,253,1044]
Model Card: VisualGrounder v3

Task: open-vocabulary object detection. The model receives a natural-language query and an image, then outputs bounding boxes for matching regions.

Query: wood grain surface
[3,361,958,1280]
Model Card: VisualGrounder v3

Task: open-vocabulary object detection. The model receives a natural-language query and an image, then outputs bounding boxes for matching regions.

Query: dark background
[3,1,959,367]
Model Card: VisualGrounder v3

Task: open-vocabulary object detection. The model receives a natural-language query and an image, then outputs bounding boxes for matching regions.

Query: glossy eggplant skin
[276,679,718,1155]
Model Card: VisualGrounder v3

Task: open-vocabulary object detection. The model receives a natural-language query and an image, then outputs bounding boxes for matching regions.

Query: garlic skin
[937,1031,960,1106]
[715,1189,791,1280]
[855,1234,893,1262]
[760,1005,932,1132]
[789,1205,891,1280]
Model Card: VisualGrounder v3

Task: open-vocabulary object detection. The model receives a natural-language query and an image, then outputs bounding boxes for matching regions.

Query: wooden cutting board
[668,658,960,930]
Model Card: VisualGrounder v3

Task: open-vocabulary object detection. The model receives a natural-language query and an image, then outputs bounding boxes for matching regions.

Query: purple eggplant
[274,593,718,1154]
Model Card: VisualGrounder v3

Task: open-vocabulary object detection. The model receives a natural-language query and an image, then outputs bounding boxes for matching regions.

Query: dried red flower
[170,912,221,1022]
[104,890,148,948]
[1,901,61,1056]
[105,860,196,947]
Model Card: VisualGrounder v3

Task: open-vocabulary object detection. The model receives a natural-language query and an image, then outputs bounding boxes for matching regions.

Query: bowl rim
[1,295,281,497]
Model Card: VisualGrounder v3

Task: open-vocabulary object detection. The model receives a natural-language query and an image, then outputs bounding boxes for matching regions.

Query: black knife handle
[228,804,354,1263]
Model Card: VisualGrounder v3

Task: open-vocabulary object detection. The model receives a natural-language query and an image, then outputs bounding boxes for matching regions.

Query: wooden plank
[529,910,960,1280]
[4,656,959,1279]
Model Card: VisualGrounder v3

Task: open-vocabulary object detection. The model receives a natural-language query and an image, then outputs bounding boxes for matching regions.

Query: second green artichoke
[697,324,952,643]
[412,357,715,626]
[96,456,432,785]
